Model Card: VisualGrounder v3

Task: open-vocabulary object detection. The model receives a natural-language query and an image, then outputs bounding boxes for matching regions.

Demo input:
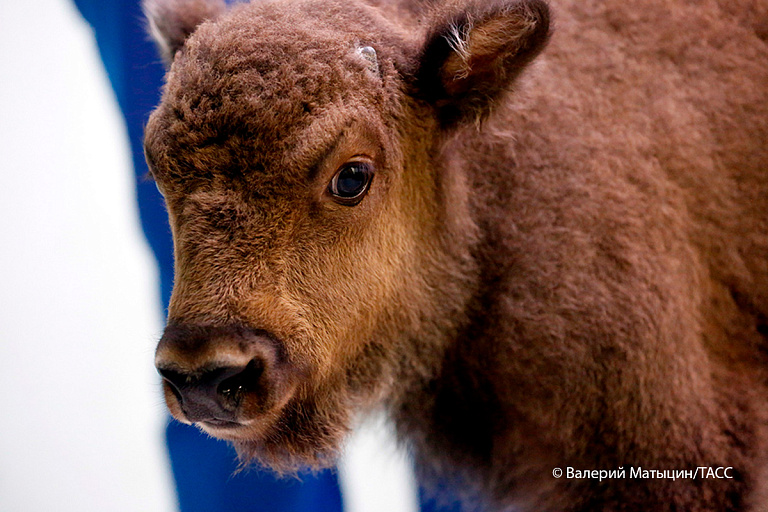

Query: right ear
[143,0,228,66]
[413,0,550,128]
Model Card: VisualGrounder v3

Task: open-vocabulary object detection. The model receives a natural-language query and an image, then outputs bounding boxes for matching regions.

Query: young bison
[142,0,768,509]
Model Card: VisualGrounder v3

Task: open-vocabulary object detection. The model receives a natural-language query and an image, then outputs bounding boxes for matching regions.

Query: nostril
[158,368,187,402]
[217,358,265,407]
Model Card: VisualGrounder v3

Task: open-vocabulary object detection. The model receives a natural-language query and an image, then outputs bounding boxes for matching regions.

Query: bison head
[143,0,549,470]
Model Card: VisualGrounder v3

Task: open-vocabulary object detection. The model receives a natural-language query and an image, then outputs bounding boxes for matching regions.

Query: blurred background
[0,1,419,510]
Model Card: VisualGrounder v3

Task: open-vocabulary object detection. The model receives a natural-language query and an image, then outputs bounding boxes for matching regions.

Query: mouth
[199,418,243,429]
[196,418,253,439]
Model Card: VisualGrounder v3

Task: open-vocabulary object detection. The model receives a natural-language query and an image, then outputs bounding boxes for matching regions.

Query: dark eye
[328,162,374,205]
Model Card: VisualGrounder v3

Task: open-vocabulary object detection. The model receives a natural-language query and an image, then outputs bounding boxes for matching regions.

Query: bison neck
[385,127,561,506]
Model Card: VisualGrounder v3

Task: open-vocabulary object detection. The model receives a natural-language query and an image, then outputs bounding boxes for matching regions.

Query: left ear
[415,0,551,127]
[143,0,228,66]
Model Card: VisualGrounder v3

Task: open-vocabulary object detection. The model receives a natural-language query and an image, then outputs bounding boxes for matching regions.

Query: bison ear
[415,0,550,127]
[143,0,228,66]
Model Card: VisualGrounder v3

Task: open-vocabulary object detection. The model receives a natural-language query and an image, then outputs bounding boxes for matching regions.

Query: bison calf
[142,0,768,509]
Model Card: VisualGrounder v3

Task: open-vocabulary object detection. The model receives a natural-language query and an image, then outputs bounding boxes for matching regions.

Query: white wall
[0,1,418,511]
[0,1,176,511]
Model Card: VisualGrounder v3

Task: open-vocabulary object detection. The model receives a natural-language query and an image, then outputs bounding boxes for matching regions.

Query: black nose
[155,322,298,425]
[158,359,264,423]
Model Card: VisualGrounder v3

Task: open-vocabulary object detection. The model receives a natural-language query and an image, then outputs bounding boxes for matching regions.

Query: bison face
[143,0,548,469]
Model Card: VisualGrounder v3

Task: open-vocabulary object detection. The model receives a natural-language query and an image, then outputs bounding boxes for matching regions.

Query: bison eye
[328,162,374,205]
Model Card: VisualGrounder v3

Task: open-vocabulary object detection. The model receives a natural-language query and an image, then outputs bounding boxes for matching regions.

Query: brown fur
[142,0,768,509]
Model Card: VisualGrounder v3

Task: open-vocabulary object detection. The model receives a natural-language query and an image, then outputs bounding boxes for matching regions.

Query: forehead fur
[146,0,413,181]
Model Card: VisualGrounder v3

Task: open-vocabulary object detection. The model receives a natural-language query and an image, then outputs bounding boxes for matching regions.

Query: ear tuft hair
[143,0,228,66]
[416,0,551,127]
